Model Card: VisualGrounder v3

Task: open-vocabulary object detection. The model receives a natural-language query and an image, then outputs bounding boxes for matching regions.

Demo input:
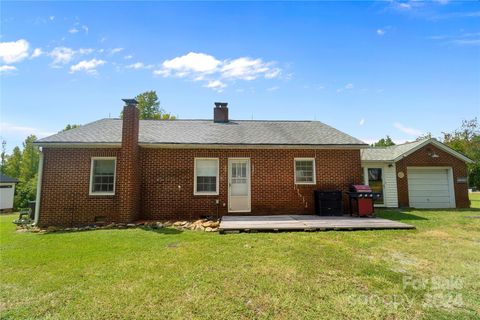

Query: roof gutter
[139,143,369,150]
[33,142,121,148]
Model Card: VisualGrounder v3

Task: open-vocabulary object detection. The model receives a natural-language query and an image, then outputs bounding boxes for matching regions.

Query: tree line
[372,118,480,189]
[0,90,174,210]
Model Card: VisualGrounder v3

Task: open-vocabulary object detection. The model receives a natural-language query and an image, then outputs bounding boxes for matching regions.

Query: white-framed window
[294,158,316,184]
[194,158,219,195]
[90,157,117,195]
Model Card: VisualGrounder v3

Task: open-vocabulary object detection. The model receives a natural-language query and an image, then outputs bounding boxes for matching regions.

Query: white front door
[228,159,251,212]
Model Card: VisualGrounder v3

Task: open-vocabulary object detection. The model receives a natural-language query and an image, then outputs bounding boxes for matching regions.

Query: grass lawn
[1,201,479,319]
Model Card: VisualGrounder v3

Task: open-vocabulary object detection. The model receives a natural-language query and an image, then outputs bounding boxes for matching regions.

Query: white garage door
[407,168,455,208]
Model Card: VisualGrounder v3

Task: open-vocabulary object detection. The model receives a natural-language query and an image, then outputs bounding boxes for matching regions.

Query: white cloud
[398,3,412,9]
[359,118,365,126]
[153,69,170,77]
[68,27,79,34]
[49,47,94,66]
[154,52,282,91]
[394,122,423,136]
[78,48,94,55]
[0,122,55,138]
[124,54,133,60]
[267,86,279,92]
[161,52,221,77]
[49,16,55,21]
[49,47,75,64]
[126,62,153,70]
[428,31,480,47]
[345,83,354,89]
[31,48,42,58]
[377,29,386,36]
[450,39,480,46]
[81,25,89,34]
[69,59,106,75]
[205,80,227,91]
[109,48,123,55]
[0,39,30,63]
[0,65,17,74]
[127,62,145,69]
[221,57,279,80]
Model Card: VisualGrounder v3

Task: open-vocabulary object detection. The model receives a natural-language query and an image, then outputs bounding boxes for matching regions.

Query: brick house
[33,100,472,227]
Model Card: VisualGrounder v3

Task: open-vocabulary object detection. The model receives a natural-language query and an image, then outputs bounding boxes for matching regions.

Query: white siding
[361,162,398,208]
[0,183,15,210]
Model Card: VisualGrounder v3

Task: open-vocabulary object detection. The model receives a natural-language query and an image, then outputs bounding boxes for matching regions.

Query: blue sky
[1,1,479,151]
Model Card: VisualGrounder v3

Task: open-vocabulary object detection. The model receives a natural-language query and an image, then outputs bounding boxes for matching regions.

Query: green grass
[1,205,479,319]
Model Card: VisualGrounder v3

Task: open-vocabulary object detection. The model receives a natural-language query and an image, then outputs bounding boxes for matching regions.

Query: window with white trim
[295,158,316,184]
[90,157,116,195]
[194,158,219,195]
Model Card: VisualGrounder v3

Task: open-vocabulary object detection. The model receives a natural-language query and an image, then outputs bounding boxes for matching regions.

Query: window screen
[195,159,218,193]
[91,159,116,194]
[295,159,315,184]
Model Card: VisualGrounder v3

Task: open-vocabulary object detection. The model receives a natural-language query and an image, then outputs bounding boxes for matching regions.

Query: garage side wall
[395,143,470,208]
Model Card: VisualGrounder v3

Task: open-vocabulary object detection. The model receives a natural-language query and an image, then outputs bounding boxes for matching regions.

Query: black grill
[313,190,343,216]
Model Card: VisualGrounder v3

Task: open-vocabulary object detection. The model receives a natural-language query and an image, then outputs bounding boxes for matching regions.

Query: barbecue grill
[346,185,382,217]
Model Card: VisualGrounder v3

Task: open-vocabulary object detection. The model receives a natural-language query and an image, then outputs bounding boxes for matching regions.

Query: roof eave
[34,142,122,148]
[139,143,368,149]
[392,139,474,164]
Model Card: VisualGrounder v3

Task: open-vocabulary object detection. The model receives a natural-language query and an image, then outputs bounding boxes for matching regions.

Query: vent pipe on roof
[214,102,229,123]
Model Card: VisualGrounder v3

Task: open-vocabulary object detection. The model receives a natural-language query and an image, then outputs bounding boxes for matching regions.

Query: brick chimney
[213,102,229,123]
[117,98,141,223]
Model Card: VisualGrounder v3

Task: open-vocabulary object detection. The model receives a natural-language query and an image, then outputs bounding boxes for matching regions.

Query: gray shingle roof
[361,138,474,163]
[361,139,434,161]
[35,118,366,146]
[0,174,18,183]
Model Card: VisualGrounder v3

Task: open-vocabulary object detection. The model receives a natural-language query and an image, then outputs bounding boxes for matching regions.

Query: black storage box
[314,190,343,216]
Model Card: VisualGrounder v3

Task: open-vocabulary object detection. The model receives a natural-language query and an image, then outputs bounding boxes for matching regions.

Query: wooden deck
[219,215,415,233]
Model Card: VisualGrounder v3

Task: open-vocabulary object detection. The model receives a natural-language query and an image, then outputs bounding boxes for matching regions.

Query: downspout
[34,149,44,225]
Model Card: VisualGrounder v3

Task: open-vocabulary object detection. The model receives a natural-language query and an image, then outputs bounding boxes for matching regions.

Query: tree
[20,135,39,181]
[136,90,162,119]
[120,90,176,120]
[60,124,81,132]
[4,146,22,179]
[442,118,480,189]
[372,136,395,147]
[416,132,433,141]
[0,140,6,174]
[1,135,40,209]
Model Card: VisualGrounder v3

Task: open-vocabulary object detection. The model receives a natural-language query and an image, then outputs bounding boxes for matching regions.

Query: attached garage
[407,167,455,208]
[361,138,473,209]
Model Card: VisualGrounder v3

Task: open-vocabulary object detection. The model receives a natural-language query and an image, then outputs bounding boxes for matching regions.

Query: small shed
[0,174,18,212]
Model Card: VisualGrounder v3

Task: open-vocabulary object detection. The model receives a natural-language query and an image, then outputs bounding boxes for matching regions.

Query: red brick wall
[38,147,362,226]
[395,143,470,208]
[38,148,120,227]
[117,105,141,222]
[140,148,361,220]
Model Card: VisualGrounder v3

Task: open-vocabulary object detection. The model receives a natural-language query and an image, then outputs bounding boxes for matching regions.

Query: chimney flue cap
[214,102,228,108]
[122,98,138,106]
